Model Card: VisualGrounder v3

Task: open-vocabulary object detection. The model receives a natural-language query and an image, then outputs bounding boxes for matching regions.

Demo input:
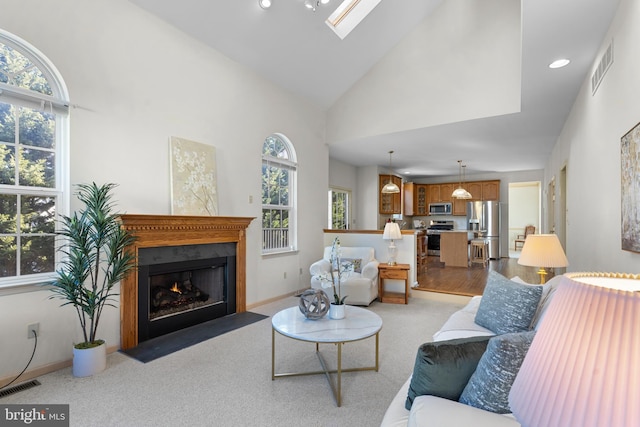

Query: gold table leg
[272,328,380,407]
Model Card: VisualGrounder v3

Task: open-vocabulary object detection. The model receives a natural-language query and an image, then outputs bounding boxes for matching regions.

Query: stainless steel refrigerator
[467,201,502,259]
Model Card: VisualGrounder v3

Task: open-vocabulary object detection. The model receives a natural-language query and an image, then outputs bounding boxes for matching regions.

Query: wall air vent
[591,40,613,95]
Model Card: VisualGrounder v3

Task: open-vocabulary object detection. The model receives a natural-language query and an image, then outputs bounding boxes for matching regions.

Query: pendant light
[381,150,400,194]
[452,160,472,199]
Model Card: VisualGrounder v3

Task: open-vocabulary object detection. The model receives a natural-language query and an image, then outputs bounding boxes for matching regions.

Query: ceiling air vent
[592,40,614,95]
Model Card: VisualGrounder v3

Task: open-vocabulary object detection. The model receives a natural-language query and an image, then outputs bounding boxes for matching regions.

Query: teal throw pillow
[474,271,542,334]
[459,330,536,414]
[405,336,491,410]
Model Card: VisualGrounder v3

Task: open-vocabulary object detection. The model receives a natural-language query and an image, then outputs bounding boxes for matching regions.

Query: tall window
[0,31,69,287]
[261,134,297,254]
[328,187,350,229]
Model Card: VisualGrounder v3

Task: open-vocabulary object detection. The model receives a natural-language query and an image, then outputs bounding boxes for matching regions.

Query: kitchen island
[440,231,474,267]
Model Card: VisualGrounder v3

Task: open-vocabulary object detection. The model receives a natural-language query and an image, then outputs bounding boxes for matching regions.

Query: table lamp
[509,272,640,427]
[517,234,568,284]
[382,221,402,265]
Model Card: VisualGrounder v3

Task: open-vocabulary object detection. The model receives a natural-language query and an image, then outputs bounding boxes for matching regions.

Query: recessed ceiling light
[320,0,331,4]
[549,59,570,69]
[259,0,272,9]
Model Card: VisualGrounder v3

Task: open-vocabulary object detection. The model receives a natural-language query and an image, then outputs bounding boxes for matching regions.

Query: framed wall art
[621,121,640,252]
[170,136,219,216]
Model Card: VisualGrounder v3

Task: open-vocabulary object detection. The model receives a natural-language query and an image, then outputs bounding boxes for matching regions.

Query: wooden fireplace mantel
[119,214,254,350]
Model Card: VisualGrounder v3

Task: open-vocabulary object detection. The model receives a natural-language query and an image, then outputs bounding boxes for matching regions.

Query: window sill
[262,249,299,258]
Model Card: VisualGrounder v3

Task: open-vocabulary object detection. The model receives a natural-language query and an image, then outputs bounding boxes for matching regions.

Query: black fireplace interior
[137,243,236,342]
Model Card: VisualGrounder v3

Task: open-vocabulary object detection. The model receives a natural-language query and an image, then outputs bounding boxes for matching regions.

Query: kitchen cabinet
[379,174,402,214]
[404,183,430,216]
[440,231,471,267]
[428,183,453,203]
[415,184,429,215]
[482,180,500,200]
[452,198,467,216]
[403,182,415,216]
[467,182,483,200]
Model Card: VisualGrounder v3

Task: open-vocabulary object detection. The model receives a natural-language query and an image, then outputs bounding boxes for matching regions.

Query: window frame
[328,187,351,230]
[0,30,70,289]
[261,133,297,255]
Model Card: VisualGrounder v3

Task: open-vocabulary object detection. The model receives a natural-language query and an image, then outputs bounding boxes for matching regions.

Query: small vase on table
[329,303,345,320]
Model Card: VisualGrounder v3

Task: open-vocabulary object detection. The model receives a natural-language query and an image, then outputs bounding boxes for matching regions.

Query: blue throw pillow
[405,336,491,410]
[459,330,536,413]
[474,271,542,334]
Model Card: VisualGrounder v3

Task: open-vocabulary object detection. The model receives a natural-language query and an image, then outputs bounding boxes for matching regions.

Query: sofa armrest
[309,259,331,276]
[361,260,380,280]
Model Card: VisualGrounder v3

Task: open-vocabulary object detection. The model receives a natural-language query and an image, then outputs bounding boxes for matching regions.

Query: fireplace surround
[119,215,254,350]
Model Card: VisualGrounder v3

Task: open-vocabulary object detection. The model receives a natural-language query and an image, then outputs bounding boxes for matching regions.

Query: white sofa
[309,246,379,306]
[380,275,561,427]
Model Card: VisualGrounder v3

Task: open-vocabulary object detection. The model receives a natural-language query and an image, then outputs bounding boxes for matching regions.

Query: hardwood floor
[415,256,548,297]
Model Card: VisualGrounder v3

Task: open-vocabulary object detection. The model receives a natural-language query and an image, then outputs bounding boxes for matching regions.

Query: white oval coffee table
[271,305,382,407]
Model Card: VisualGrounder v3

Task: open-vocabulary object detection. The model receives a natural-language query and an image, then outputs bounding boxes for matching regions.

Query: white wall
[546,0,640,273]
[508,182,541,248]
[0,0,327,379]
[328,157,358,228]
[327,0,521,144]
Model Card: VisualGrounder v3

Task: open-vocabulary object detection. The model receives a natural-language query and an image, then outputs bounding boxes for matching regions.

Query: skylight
[325,0,382,40]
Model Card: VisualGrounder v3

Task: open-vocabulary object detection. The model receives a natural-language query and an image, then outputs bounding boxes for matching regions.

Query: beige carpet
[2,295,463,427]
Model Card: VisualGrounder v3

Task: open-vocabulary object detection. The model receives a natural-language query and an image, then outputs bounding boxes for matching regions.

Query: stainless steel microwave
[429,202,452,215]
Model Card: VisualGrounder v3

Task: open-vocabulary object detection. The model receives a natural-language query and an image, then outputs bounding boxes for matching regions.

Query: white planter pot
[329,303,346,320]
[73,341,107,377]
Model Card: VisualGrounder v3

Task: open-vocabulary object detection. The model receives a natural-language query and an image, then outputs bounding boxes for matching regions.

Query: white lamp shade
[509,273,640,427]
[382,222,402,240]
[517,234,568,268]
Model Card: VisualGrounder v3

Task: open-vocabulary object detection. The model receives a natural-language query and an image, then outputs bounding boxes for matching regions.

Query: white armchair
[309,246,379,306]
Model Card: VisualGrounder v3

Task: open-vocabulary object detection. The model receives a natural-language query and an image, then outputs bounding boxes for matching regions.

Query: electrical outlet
[27,323,39,339]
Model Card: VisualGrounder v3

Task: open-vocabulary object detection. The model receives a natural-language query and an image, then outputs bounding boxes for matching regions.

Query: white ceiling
[129,0,619,177]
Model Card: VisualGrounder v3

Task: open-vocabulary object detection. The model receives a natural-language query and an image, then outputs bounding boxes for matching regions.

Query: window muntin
[328,188,350,229]
[0,32,68,287]
[262,134,297,254]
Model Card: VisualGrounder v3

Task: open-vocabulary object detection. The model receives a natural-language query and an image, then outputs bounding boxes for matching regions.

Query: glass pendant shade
[381,150,400,194]
[452,161,472,199]
[382,181,400,194]
[452,187,472,199]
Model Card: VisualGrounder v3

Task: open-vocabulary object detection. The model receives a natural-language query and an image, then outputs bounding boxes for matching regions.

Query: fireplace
[119,215,254,350]
[137,242,236,342]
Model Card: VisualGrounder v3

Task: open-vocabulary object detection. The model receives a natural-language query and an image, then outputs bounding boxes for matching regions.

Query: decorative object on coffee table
[298,289,330,319]
[329,303,345,319]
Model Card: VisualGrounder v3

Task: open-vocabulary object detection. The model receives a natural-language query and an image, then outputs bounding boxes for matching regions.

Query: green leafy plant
[48,183,137,349]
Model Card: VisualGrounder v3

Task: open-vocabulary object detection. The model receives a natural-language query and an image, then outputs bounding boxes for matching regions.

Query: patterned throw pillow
[405,336,491,410]
[459,330,536,413]
[474,271,542,334]
[341,258,362,273]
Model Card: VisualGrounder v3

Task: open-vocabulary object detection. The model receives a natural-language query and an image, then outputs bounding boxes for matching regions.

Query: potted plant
[313,237,352,319]
[48,183,136,377]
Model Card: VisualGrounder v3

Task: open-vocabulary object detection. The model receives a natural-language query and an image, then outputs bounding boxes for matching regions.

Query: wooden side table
[378,263,410,304]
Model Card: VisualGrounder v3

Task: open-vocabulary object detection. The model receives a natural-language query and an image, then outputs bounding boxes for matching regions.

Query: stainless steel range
[426,220,454,256]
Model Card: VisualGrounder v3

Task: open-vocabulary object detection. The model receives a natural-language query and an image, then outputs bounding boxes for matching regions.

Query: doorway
[508,181,541,258]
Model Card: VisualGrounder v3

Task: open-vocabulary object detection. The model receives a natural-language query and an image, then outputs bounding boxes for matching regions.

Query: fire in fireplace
[137,243,236,342]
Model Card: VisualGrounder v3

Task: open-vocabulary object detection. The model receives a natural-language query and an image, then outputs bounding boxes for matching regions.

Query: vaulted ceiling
[130,0,619,177]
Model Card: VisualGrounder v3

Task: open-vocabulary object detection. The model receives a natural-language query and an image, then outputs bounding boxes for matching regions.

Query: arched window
[0,30,69,287]
[261,134,297,254]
